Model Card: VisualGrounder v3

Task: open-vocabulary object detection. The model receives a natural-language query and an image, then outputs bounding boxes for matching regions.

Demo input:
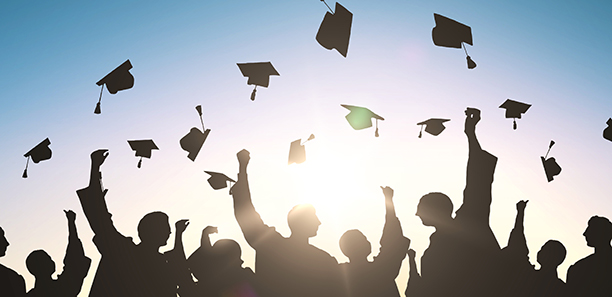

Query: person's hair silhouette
[76,149,193,297]
[339,186,410,297]
[229,149,344,297]
[186,226,258,297]
[566,215,612,296]
[0,227,26,297]
[25,210,91,297]
[406,108,502,297]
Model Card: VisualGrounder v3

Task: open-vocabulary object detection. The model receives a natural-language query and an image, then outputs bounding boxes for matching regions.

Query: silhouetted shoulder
[0,264,26,297]
[567,253,612,295]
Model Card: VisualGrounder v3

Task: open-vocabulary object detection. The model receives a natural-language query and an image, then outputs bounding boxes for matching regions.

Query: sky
[1,0,612,296]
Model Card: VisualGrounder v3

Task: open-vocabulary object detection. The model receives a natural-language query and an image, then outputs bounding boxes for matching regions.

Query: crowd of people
[2,108,611,297]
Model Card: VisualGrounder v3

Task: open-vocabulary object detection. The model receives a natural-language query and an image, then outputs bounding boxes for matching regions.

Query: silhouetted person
[0,227,26,297]
[339,186,410,297]
[500,201,566,297]
[186,226,258,297]
[26,210,91,297]
[566,215,612,296]
[406,108,501,297]
[76,149,192,297]
[230,149,344,297]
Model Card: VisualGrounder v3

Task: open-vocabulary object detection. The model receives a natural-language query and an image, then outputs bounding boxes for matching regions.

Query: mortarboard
[417,118,450,138]
[315,1,353,57]
[127,139,158,168]
[94,60,134,114]
[204,171,236,193]
[499,99,531,130]
[22,138,52,178]
[180,105,211,161]
[603,118,612,142]
[341,104,384,137]
[237,62,279,101]
[288,134,315,165]
[432,13,477,69]
[541,140,561,182]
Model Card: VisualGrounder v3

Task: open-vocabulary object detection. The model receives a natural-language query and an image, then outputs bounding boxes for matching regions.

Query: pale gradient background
[1,1,611,296]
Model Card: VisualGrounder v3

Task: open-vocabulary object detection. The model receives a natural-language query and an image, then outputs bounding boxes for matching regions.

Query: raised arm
[58,210,91,297]
[456,108,498,227]
[405,249,422,297]
[76,149,122,239]
[230,149,280,248]
[376,187,410,280]
[504,201,529,260]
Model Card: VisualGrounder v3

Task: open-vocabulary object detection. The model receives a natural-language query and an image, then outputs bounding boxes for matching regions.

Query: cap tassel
[137,157,142,168]
[250,86,257,101]
[419,125,423,138]
[321,0,334,13]
[22,157,29,178]
[375,119,379,137]
[462,43,477,69]
[544,140,555,159]
[466,56,477,69]
[196,105,205,130]
[94,85,103,114]
[513,119,517,130]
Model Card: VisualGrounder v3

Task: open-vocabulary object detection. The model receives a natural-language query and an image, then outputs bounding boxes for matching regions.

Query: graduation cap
[288,134,315,165]
[94,60,134,114]
[180,105,211,161]
[22,138,52,178]
[237,62,279,101]
[541,140,561,182]
[204,171,236,193]
[432,13,477,69]
[603,118,612,142]
[499,99,531,130]
[417,118,450,138]
[341,104,384,137]
[127,139,158,168]
[315,1,353,57]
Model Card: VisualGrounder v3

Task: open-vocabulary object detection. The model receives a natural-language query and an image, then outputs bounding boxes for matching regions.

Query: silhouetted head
[213,239,244,268]
[537,240,566,269]
[416,192,453,227]
[26,250,56,278]
[339,229,371,261]
[0,227,9,257]
[138,212,171,248]
[287,204,321,238]
[583,216,612,248]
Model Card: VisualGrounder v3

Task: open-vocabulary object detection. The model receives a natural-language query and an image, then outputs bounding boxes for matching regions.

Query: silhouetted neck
[137,242,162,254]
[594,244,612,255]
[289,234,310,245]
[348,257,369,266]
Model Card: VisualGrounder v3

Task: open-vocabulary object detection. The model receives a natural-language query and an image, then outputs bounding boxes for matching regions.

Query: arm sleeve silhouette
[405,249,422,297]
[504,202,528,259]
[57,212,91,297]
[374,191,409,280]
[166,221,196,295]
[231,162,282,248]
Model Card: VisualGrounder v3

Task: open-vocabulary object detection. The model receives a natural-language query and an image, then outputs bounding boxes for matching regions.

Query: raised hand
[516,200,528,212]
[90,149,109,168]
[464,107,481,134]
[64,209,76,222]
[381,186,394,200]
[237,149,250,167]
[407,248,416,259]
[202,226,218,235]
[175,219,190,234]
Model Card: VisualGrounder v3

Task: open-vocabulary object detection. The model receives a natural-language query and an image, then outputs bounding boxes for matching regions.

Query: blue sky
[1,1,612,296]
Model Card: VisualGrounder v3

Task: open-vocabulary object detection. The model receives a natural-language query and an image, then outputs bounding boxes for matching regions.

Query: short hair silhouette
[340,229,372,259]
[416,192,453,226]
[26,250,56,277]
[584,216,612,247]
[537,240,566,268]
[137,211,171,245]
[213,239,244,266]
[287,204,320,235]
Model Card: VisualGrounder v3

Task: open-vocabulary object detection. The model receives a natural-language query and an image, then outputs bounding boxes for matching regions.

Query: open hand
[516,200,528,212]
[381,186,394,200]
[464,108,481,134]
[175,219,189,234]
[64,210,76,221]
[90,149,109,168]
[237,149,250,166]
